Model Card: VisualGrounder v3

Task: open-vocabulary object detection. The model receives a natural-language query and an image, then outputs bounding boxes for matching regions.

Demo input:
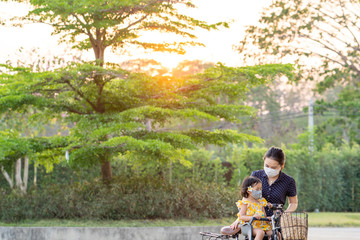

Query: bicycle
[200,204,308,240]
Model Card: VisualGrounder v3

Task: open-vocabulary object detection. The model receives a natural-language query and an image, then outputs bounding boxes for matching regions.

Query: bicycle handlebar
[245,203,283,225]
[269,203,283,210]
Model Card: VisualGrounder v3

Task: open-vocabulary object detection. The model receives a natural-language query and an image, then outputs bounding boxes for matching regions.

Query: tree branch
[60,105,88,115]
[1,165,13,188]
[300,34,352,67]
[108,14,150,47]
[63,77,98,111]
[339,0,360,49]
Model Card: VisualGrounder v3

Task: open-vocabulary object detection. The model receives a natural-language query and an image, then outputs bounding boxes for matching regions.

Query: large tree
[0,63,294,182]
[238,0,360,146]
[4,0,227,65]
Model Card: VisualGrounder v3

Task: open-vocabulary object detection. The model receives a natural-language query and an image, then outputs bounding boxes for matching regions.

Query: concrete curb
[0,226,225,240]
[2,226,359,240]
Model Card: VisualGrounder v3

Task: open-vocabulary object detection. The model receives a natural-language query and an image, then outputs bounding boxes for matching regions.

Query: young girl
[230,176,272,240]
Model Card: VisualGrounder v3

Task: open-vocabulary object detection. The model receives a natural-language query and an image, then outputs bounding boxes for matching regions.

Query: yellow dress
[236,198,271,231]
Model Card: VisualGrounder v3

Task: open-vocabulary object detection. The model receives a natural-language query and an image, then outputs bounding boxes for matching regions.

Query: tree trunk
[93,40,111,182]
[15,158,22,189]
[23,157,29,191]
[1,166,13,188]
[93,46,105,66]
[34,164,37,187]
[101,159,112,183]
[14,157,29,194]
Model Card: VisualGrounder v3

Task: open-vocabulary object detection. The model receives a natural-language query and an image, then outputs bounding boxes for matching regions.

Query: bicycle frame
[241,204,283,240]
[200,204,284,240]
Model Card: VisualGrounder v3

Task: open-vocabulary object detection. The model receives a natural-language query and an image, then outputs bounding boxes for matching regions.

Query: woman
[251,146,297,216]
[223,146,298,234]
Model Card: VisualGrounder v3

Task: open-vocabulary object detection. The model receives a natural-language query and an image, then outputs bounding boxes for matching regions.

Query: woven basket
[280,212,308,240]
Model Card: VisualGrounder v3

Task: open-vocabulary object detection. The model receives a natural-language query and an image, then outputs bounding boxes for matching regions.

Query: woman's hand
[253,213,261,219]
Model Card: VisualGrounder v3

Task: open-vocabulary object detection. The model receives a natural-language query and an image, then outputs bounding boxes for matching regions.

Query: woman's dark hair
[263,146,285,165]
[241,176,261,198]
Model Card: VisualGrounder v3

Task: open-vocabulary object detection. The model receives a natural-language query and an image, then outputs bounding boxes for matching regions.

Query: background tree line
[0,144,359,222]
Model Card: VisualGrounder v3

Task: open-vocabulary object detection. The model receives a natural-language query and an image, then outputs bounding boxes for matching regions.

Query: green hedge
[0,145,359,222]
[0,176,239,222]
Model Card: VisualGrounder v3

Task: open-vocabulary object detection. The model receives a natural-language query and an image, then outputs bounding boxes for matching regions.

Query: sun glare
[156,54,184,71]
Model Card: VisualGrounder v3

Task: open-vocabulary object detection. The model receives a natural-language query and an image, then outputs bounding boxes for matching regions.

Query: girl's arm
[262,206,267,217]
[239,203,255,222]
[285,195,298,213]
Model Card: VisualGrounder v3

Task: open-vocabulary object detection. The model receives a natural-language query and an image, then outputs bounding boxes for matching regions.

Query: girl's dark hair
[241,176,261,198]
[263,146,285,165]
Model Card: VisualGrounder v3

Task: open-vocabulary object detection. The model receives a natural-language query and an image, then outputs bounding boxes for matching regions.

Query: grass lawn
[0,218,236,228]
[0,212,359,227]
[307,212,360,227]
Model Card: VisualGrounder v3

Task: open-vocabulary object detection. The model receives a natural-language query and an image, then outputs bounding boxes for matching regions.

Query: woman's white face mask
[264,167,280,178]
[264,157,283,178]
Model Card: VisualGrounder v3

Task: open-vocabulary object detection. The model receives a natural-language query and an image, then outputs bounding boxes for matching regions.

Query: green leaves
[13,0,229,62]
[0,61,293,177]
[0,130,67,172]
[181,129,263,146]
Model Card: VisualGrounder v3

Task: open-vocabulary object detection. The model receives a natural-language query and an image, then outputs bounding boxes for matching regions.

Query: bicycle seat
[220,226,241,235]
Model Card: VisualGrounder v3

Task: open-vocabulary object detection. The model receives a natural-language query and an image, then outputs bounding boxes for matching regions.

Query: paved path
[308,227,360,240]
[0,226,359,240]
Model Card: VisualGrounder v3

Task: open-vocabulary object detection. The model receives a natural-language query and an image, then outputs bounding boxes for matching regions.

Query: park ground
[0,212,359,228]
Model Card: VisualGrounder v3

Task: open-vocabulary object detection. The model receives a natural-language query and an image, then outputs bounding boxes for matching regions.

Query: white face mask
[247,186,262,200]
[251,189,262,200]
[264,166,280,178]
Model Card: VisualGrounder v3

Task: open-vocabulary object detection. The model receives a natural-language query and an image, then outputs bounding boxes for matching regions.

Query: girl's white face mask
[264,166,280,178]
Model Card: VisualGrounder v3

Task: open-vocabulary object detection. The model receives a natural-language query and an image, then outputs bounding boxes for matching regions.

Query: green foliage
[0,129,68,173]
[114,143,360,213]
[0,176,237,222]
[224,144,250,187]
[0,130,29,169]
[2,144,359,223]
[179,149,226,184]
[0,62,293,179]
[5,0,227,61]
[314,86,360,146]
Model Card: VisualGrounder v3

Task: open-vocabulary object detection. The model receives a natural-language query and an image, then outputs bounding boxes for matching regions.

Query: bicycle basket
[280,212,308,240]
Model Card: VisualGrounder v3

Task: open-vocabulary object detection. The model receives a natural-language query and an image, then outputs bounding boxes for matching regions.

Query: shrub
[0,176,239,222]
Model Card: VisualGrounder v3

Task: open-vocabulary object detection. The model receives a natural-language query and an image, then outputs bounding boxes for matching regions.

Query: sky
[0,0,270,69]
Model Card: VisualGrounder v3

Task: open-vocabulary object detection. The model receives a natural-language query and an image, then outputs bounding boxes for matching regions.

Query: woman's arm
[230,218,240,229]
[285,195,298,213]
